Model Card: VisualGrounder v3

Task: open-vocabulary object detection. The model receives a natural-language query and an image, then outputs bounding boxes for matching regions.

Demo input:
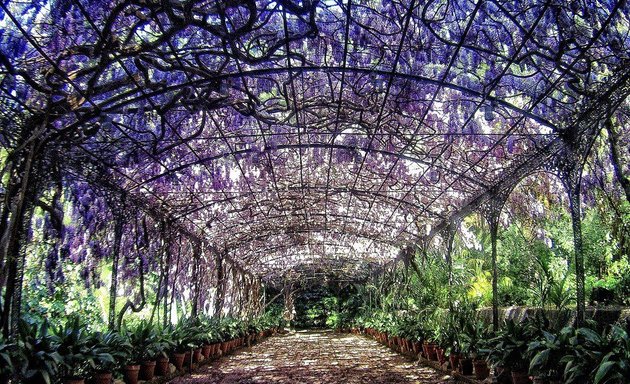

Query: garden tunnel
[0,0,630,383]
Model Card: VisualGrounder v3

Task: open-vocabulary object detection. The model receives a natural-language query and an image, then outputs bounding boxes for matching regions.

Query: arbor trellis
[1,0,629,338]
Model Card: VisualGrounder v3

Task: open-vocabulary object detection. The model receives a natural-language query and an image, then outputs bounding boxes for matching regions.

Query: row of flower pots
[121,331,274,384]
[357,327,496,383]
[354,314,630,384]
[0,311,283,384]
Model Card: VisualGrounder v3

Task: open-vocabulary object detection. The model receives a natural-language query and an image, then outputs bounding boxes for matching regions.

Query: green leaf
[529,349,550,374]
[594,361,616,384]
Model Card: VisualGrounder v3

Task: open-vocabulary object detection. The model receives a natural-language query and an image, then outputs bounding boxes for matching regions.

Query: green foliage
[0,333,15,378]
[459,319,492,359]
[15,320,62,384]
[487,319,543,372]
[528,326,574,380]
[52,316,114,378]
[90,329,130,371]
[557,322,630,384]
[22,256,106,331]
[121,320,170,363]
[293,284,362,329]
[593,324,630,384]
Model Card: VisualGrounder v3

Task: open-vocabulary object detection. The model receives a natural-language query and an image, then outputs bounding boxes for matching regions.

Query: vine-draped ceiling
[1,0,629,280]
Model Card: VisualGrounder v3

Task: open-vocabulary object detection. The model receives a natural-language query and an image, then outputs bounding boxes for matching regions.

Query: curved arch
[177,186,443,220]
[96,67,559,132]
[133,142,493,190]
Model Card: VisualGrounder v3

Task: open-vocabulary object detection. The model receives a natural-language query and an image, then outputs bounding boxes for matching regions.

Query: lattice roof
[1,0,629,281]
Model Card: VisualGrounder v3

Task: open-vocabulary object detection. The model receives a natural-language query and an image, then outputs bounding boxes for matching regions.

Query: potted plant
[121,321,164,381]
[153,327,174,376]
[167,322,192,371]
[52,317,114,384]
[560,323,626,384]
[90,330,130,384]
[527,327,573,383]
[441,320,462,371]
[0,334,15,384]
[459,321,482,376]
[592,323,630,384]
[16,320,62,384]
[487,319,540,384]
[198,320,219,359]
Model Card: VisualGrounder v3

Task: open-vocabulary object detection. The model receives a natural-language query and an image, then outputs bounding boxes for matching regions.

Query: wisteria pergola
[1,0,629,335]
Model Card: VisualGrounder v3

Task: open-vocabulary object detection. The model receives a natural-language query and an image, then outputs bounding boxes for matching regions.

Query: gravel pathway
[169,330,455,384]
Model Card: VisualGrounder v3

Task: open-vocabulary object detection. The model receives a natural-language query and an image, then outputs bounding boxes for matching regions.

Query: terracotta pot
[92,371,113,384]
[171,352,186,371]
[449,353,461,371]
[511,370,532,384]
[436,347,446,364]
[425,342,437,361]
[459,358,473,376]
[421,342,429,358]
[202,344,212,359]
[62,378,85,384]
[193,348,202,363]
[412,341,421,355]
[473,359,490,380]
[155,356,170,376]
[403,339,411,353]
[140,360,156,380]
[123,365,140,384]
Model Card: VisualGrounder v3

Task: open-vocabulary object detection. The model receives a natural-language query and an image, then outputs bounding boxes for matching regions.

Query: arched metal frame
[1,0,629,331]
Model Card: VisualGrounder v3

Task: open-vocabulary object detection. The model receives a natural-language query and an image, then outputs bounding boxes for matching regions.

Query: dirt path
[169,331,454,384]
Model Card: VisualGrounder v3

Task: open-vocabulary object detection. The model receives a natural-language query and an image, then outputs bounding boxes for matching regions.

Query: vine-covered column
[107,196,126,330]
[440,221,459,311]
[161,222,173,327]
[440,221,458,287]
[551,143,589,326]
[481,189,512,331]
[0,137,41,338]
[282,282,295,325]
[191,241,202,318]
[214,250,226,317]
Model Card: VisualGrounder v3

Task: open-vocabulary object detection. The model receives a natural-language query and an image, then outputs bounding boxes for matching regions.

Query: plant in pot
[198,321,219,359]
[0,333,15,384]
[527,326,573,383]
[560,323,624,384]
[487,319,540,384]
[178,319,204,364]
[441,317,462,371]
[16,320,62,384]
[52,317,114,384]
[591,323,630,384]
[167,322,193,371]
[432,322,450,365]
[89,329,130,384]
[121,321,164,382]
[459,320,485,377]
[153,327,174,376]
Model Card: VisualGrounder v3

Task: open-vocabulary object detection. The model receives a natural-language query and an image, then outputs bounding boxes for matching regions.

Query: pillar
[555,150,587,326]
[481,189,511,331]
